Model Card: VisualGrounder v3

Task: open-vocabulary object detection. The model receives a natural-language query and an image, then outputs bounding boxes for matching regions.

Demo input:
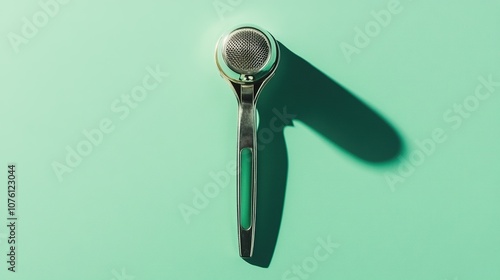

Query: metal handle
[237,84,257,258]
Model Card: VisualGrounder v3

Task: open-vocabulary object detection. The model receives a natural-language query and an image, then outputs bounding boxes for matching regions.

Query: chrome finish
[215,24,280,258]
[222,28,271,75]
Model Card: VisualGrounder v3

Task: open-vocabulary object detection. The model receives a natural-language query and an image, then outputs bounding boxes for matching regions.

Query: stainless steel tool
[215,24,280,258]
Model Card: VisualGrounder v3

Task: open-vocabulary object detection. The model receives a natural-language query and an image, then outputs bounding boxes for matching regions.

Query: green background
[1,0,500,279]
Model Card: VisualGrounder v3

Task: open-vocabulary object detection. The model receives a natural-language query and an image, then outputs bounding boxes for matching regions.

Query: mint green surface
[0,0,500,279]
[239,148,252,230]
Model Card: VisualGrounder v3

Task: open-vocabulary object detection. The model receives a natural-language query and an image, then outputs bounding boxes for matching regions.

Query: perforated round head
[222,28,271,75]
[216,25,279,84]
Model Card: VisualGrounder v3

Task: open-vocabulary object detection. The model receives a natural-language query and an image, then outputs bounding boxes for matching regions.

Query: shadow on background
[245,43,403,267]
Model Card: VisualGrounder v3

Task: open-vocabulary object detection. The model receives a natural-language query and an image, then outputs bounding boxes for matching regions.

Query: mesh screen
[223,28,271,75]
